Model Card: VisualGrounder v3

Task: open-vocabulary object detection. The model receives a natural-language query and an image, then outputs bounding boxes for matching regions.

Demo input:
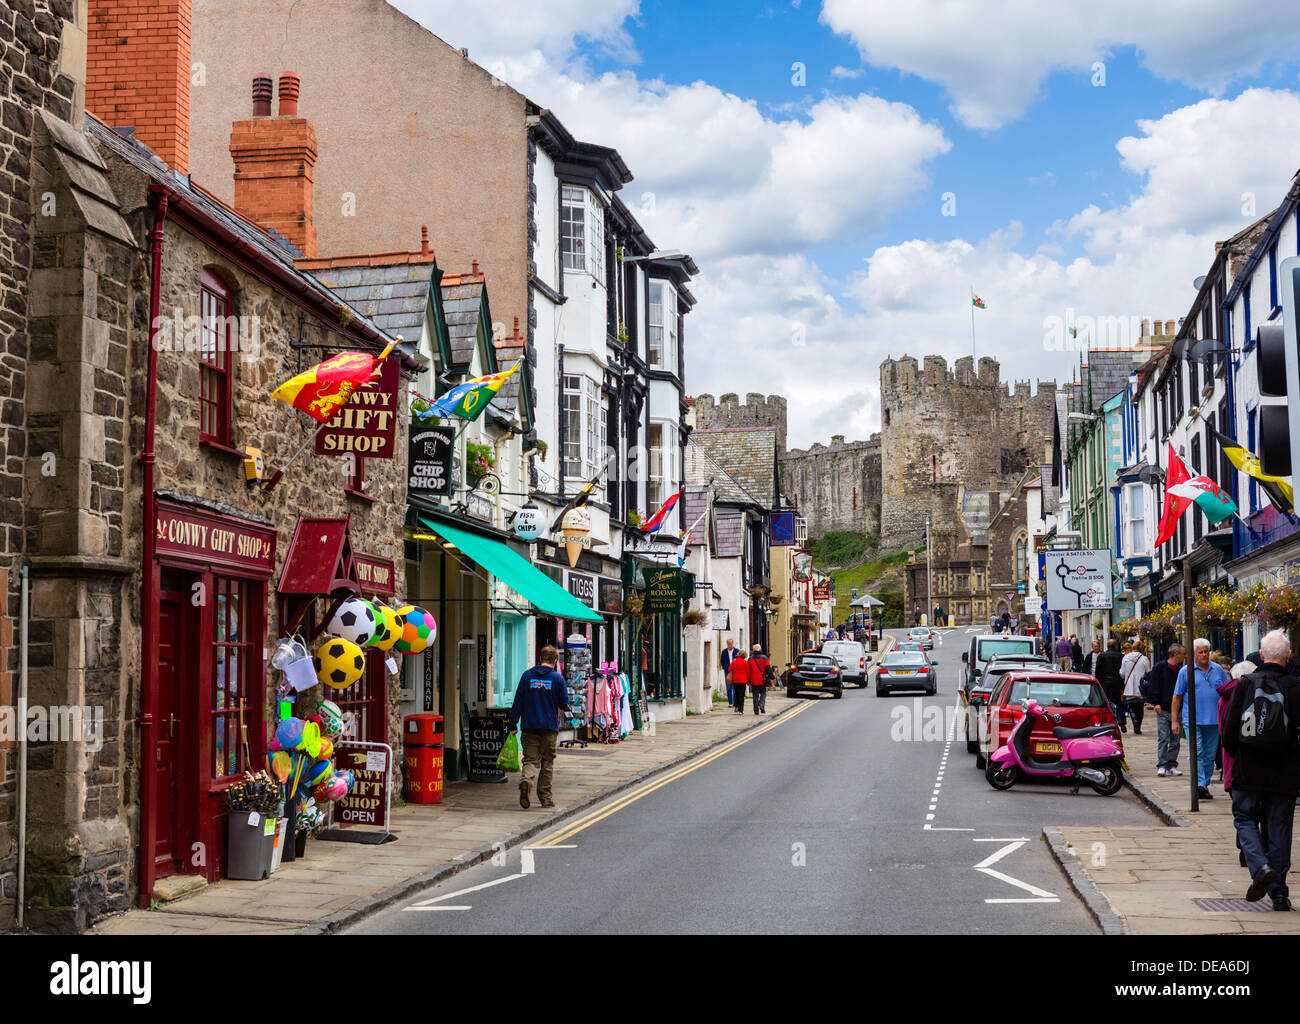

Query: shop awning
[418,518,602,623]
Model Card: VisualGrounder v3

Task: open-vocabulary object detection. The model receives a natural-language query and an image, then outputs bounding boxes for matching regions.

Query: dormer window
[561,184,605,281]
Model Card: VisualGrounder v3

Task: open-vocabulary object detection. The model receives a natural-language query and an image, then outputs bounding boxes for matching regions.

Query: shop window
[213,577,253,780]
[200,270,234,447]
[344,456,372,501]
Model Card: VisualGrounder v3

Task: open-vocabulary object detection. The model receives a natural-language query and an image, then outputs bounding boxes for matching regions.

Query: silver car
[820,640,868,686]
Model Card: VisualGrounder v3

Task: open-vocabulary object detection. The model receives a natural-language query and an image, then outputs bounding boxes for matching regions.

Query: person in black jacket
[1095,637,1126,731]
[1080,638,1103,679]
[1070,635,1084,672]
[1220,630,1300,909]
[1150,643,1185,776]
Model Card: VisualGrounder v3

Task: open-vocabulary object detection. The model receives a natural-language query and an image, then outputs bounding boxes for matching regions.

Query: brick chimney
[229,73,318,258]
[87,0,192,174]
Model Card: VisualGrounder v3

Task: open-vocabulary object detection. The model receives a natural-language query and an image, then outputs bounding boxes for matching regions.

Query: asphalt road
[349,628,1157,934]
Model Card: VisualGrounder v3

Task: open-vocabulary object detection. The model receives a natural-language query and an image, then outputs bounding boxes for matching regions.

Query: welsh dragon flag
[1154,444,1192,547]
[1168,476,1238,525]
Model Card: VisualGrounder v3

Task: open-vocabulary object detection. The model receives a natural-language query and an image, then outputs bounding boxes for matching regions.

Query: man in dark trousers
[1150,643,1185,777]
[1096,637,1127,731]
[1080,637,1103,679]
[1070,635,1084,672]
[721,638,739,707]
[731,648,751,714]
[1220,630,1300,908]
[507,645,569,810]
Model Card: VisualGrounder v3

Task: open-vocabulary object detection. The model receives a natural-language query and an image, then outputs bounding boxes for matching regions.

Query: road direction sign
[1044,549,1113,610]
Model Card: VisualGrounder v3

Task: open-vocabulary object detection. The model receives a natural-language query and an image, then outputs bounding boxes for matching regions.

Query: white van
[821,640,868,687]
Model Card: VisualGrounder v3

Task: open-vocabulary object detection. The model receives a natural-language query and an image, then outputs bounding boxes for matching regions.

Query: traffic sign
[1044,549,1113,610]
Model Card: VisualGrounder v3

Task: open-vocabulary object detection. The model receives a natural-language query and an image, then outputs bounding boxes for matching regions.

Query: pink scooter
[985,699,1126,795]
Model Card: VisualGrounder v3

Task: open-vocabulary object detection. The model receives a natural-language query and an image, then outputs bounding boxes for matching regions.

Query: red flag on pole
[1154,443,1192,548]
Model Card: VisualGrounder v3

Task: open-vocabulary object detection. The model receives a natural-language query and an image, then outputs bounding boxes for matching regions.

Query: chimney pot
[420,225,430,254]
[252,74,273,117]
[279,72,301,116]
[472,259,481,277]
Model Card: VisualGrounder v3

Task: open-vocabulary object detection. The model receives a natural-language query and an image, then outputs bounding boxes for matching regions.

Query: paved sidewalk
[1049,719,1300,934]
[93,694,806,935]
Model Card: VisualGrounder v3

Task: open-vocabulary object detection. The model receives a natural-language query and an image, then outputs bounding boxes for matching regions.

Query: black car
[786,654,844,699]
[961,653,1054,759]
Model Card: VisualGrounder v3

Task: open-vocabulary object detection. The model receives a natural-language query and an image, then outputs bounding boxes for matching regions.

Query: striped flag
[415,361,521,424]
[643,488,683,534]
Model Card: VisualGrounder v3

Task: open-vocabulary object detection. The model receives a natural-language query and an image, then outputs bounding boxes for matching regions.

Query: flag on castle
[972,295,987,309]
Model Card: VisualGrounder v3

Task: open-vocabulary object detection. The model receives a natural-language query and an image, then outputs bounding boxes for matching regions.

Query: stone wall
[880,354,1054,549]
[692,392,787,455]
[0,0,80,934]
[780,434,881,541]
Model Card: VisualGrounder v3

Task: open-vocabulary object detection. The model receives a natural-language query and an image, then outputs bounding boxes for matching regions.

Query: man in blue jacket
[507,646,569,809]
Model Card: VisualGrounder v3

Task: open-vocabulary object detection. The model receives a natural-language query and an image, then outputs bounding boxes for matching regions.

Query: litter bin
[403,714,445,805]
[870,636,879,653]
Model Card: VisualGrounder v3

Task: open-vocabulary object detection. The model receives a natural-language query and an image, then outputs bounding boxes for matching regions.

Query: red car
[976,671,1121,770]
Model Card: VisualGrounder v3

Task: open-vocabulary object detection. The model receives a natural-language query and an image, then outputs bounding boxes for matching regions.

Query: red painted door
[155,593,183,873]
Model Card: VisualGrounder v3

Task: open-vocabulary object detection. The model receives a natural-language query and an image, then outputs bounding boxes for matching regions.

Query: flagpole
[970,287,976,361]
[263,420,331,493]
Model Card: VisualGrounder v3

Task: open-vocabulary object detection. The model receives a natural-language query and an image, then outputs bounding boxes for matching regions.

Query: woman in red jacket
[750,645,771,715]
[731,649,750,714]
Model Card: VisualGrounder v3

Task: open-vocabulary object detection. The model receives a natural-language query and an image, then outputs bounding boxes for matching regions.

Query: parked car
[961,633,1038,694]
[977,670,1121,771]
[821,640,869,687]
[875,651,936,696]
[786,653,844,699]
[908,627,934,650]
[961,653,1053,755]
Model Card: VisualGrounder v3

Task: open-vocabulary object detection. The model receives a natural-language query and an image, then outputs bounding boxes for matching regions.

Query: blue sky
[399,0,1300,446]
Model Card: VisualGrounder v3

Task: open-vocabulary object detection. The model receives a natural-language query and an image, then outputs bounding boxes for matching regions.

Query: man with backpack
[1220,630,1300,908]
[507,646,570,810]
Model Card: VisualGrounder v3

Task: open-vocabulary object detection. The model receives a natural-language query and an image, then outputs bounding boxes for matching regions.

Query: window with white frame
[561,184,605,280]
[647,420,678,515]
[563,374,605,485]
[1126,483,1145,555]
[648,280,678,371]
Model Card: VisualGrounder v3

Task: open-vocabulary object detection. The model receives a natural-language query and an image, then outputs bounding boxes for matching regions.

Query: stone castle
[692,355,1056,551]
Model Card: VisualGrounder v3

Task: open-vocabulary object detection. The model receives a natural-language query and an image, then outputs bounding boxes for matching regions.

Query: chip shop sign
[155,501,276,573]
[314,357,399,459]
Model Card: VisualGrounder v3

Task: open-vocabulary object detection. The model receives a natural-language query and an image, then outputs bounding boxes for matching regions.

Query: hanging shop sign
[408,425,455,497]
[792,550,813,583]
[643,566,683,613]
[354,551,396,596]
[512,503,545,540]
[567,571,597,609]
[813,581,832,603]
[477,634,488,704]
[599,578,623,616]
[467,709,509,783]
[155,500,276,574]
[770,511,797,547]
[315,357,400,458]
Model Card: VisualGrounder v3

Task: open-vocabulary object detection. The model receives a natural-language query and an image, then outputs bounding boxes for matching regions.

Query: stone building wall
[0,0,82,934]
[780,434,881,541]
[880,354,1054,549]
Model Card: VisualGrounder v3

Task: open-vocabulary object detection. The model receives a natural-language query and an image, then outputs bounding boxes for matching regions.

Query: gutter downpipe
[16,564,28,929]
[137,186,168,908]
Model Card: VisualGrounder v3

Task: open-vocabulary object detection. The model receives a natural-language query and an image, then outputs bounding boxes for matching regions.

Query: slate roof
[714,510,744,558]
[681,485,710,547]
[685,436,759,507]
[1078,347,1160,412]
[302,262,437,346]
[690,428,778,508]
[441,277,486,368]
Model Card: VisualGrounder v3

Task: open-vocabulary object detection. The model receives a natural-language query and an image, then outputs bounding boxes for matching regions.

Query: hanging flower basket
[466,438,496,482]
[1260,586,1300,631]
[681,609,707,627]
[1195,586,1246,629]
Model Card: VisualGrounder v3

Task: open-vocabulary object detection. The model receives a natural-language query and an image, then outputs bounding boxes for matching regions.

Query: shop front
[622,547,693,721]
[146,496,277,886]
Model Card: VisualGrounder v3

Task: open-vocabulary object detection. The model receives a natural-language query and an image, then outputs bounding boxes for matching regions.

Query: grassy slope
[829,550,914,629]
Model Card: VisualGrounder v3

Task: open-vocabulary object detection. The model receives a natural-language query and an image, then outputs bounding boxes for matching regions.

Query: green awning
[418,517,602,623]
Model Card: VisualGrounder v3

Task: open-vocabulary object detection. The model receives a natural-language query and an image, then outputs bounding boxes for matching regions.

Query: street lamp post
[926,516,933,628]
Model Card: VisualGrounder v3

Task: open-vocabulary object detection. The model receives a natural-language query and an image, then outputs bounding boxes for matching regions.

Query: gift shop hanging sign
[354,552,396,596]
[315,357,400,459]
[154,501,277,574]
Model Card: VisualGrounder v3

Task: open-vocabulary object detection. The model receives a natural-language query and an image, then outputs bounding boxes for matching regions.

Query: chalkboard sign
[466,709,510,783]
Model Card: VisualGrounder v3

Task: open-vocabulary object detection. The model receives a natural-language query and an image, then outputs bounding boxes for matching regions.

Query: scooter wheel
[1088,765,1124,796]
[984,759,1018,790]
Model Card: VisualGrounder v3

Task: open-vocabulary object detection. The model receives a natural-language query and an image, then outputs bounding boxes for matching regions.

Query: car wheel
[786,688,797,699]
[966,736,979,754]
[833,689,843,699]
[876,684,887,697]
[975,747,987,769]
[927,683,936,696]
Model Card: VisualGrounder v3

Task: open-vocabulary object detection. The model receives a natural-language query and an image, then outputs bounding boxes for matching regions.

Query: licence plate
[1034,741,1062,754]
[806,680,822,686]
[1120,759,1129,772]
[895,670,914,675]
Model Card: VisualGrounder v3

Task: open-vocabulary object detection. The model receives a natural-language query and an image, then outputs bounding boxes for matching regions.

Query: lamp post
[926,516,933,628]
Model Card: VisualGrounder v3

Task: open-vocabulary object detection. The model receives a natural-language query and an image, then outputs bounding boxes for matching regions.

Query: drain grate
[1192,898,1273,912]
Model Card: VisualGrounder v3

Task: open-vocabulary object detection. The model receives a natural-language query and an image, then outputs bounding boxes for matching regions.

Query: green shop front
[623,547,693,722]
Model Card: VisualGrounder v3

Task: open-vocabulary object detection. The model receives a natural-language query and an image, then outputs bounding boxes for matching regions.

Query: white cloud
[820,0,1300,129]
[387,0,640,62]
[831,65,864,79]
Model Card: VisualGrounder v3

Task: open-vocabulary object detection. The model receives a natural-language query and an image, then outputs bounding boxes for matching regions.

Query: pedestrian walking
[1120,639,1151,735]
[507,645,569,810]
[1171,638,1230,800]
[1054,634,1073,671]
[1080,638,1103,679]
[1219,630,1300,908]
[750,645,770,715]
[1150,643,1185,776]
[1096,637,1126,731]
[1070,635,1084,673]
[721,638,739,707]
[731,648,750,714]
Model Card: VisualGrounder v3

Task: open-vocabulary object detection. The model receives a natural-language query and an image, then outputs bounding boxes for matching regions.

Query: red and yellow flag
[271,342,395,424]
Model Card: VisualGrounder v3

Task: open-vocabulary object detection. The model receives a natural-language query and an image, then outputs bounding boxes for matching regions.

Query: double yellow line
[535,700,817,846]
